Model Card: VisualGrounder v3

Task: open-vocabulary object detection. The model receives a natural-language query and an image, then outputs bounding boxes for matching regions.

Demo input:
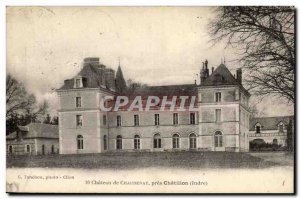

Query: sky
[6,6,294,116]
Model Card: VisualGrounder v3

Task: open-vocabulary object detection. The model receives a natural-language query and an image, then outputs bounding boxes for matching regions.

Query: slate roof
[6,123,59,140]
[201,64,240,86]
[106,84,198,110]
[115,65,127,93]
[250,116,294,131]
[123,84,198,98]
[58,63,105,90]
[200,64,250,96]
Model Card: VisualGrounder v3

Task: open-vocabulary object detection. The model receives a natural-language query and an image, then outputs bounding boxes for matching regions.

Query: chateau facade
[57,57,251,154]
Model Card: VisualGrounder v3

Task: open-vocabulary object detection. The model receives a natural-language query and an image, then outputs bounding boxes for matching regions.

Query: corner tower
[56,57,116,154]
[197,61,250,152]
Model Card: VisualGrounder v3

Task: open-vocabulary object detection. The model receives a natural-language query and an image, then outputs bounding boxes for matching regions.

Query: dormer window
[74,78,82,88]
[255,123,261,134]
[278,122,284,132]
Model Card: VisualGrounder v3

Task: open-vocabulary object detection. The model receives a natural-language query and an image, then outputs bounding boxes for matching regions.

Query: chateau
[57,57,253,154]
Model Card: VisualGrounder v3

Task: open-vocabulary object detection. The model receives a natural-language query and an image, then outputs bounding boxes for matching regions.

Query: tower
[115,61,127,93]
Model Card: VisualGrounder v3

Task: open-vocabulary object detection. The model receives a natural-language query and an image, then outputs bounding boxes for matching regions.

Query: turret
[115,63,127,93]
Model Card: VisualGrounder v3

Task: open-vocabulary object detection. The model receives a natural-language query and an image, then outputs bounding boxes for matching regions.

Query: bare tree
[51,116,59,125]
[43,114,51,124]
[126,78,148,93]
[248,101,266,118]
[6,74,49,133]
[6,74,36,118]
[209,6,295,103]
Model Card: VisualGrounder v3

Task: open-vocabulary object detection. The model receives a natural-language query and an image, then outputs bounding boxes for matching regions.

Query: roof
[58,63,104,90]
[115,65,127,93]
[250,116,294,131]
[105,84,198,110]
[201,64,240,86]
[6,123,59,140]
[18,126,29,132]
[122,84,198,98]
[200,64,250,95]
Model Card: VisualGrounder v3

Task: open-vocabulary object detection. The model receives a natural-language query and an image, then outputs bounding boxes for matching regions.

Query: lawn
[7,151,293,169]
[249,152,294,167]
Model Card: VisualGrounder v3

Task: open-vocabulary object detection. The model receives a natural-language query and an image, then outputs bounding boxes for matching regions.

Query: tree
[209,6,295,103]
[126,78,148,93]
[51,116,59,125]
[6,74,36,119]
[6,74,49,134]
[43,114,51,124]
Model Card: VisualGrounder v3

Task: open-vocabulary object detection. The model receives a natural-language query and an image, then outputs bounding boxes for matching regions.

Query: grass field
[6,151,293,169]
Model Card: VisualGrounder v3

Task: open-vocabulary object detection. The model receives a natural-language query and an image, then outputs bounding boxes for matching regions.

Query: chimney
[200,60,210,84]
[200,62,206,84]
[104,68,116,90]
[236,68,242,83]
[205,60,209,77]
[84,57,100,64]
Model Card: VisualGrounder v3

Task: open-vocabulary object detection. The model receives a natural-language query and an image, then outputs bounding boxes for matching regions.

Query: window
[189,133,197,149]
[279,123,284,132]
[26,145,31,153]
[76,115,83,127]
[103,115,107,126]
[51,145,55,154]
[8,145,13,153]
[76,97,81,108]
[116,135,122,150]
[75,78,81,88]
[215,92,221,102]
[103,135,107,150]
[117,115,122,127]
[214,131,223,147]
[215,109,221,122]
[153,133,162,148]
[134,115,139,126]
[155,114,160,126]
[190,113,195,124]
[273,139,278,145]
[173,113,178,125]
[256,125,261,134]
[42,145,45,155]
[172,134,180,149]
[134,135,140,149]
[77,135,83,150]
